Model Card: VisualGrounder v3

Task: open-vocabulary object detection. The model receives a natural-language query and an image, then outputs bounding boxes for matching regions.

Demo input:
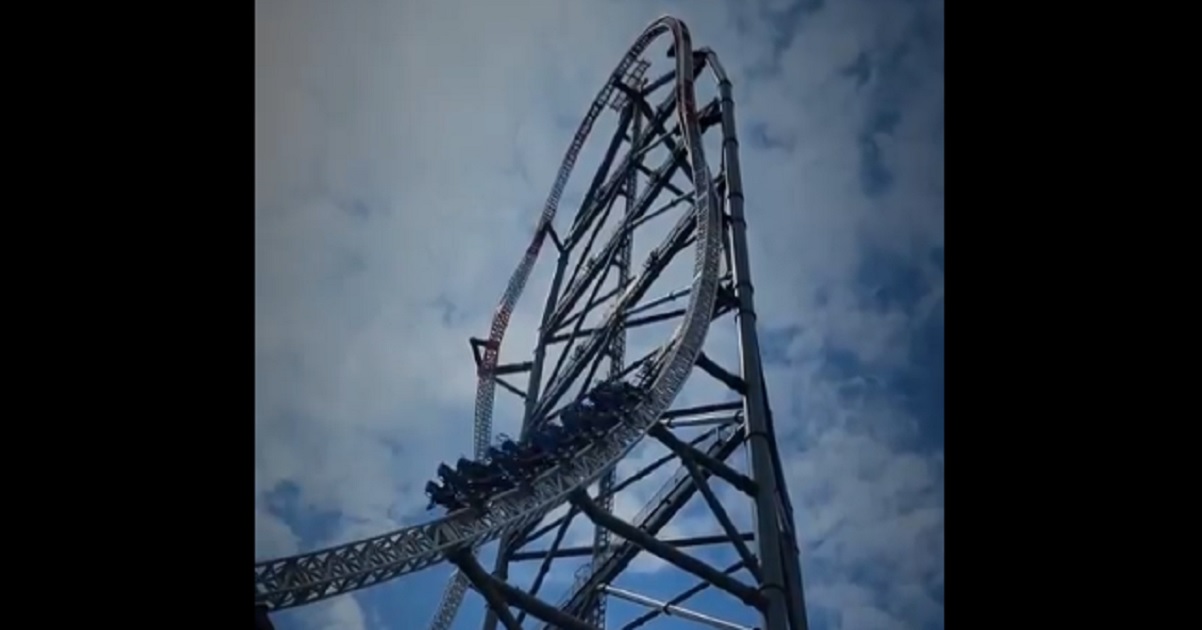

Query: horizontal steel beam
[510,533,753,562]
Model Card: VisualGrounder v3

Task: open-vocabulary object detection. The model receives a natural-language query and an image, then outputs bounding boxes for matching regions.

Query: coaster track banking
[253,16,723,611]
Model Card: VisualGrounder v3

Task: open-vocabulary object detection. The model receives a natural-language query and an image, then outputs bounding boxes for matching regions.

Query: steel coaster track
[253,16,723,612]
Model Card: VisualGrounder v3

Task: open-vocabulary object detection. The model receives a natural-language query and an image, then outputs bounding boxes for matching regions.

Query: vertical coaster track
[255,13,721,612]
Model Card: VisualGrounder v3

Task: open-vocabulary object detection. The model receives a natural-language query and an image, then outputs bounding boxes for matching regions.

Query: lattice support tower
[254,17,808,630]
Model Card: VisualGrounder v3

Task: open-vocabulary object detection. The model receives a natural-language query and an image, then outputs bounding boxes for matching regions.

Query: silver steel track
[254,16,722,612]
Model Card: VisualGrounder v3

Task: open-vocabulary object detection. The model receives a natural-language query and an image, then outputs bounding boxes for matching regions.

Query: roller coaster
[255,16,808,630]
[425,380,646,513]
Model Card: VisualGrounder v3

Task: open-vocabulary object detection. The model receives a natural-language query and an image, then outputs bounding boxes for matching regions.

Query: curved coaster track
[255,15,809,630]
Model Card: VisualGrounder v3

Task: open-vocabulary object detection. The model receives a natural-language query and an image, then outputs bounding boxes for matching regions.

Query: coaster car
[425,480,465,511]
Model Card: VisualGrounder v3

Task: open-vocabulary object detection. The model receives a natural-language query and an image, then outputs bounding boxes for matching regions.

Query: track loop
[255,16,723,613]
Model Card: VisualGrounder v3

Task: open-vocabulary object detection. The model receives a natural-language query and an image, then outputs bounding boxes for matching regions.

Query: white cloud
[277,595,368,630]
[255,0,943,628]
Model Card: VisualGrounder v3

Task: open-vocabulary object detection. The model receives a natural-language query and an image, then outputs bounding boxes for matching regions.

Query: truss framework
[254,16,808,630]
[453,36,808,630]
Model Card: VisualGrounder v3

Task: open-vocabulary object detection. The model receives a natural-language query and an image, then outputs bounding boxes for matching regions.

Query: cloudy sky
[255,0,943,629]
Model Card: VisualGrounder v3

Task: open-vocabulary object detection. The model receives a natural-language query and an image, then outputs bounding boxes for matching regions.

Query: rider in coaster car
[448,459,496,512]
[519,439,551,466]
[428,464,469,511]
[552,404,593,448]
[561,403,591,433]
[591,380,641,413]
[424,480,464,511]
[486,444,522,483]
[537,423,574,460]
[443,461,483,496]
[438,462,463,486]
[588,383,619,407]
[457,457,487,476]
[499,440,548,485]
[582,410,602,437]
[465,457,518,496]
[580,404,614,438]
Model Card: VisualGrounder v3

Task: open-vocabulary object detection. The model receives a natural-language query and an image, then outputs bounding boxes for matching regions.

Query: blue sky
[255,1,943,629]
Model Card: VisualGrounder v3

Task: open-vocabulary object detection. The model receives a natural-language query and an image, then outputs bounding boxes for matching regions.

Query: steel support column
[571,491,763,607]
[451,551,523,630]
[649,423,757,495]
[717,76,808,630]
